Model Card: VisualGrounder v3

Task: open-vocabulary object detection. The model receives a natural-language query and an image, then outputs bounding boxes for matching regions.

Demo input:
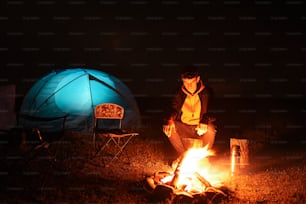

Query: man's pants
[167,120,216,154]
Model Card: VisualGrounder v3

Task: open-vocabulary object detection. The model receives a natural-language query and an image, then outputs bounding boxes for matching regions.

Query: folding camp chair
[93,103,139,164]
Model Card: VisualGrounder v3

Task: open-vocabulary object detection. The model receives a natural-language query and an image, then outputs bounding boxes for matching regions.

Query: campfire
[145,145,232,203]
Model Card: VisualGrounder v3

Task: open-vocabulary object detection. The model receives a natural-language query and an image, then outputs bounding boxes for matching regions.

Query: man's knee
[202,124,216,149]
[207,122,217,136]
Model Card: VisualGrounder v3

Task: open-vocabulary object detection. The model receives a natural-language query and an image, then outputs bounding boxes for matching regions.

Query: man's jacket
[166,80,212,125]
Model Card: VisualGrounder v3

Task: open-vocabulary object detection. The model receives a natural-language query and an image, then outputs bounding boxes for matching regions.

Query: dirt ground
[0,124,305,203]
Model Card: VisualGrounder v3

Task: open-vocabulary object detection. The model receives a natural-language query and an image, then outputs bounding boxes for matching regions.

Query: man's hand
[195,123,208,136]
[163,121,175,137]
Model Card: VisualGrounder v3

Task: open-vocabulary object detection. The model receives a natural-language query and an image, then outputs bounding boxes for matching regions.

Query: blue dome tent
[18,68,141,134]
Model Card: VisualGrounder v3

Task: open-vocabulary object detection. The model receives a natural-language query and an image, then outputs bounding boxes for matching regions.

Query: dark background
[1,0,305,140]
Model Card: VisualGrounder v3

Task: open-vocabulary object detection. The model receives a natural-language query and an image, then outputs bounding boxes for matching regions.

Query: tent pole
[88,74,95,152]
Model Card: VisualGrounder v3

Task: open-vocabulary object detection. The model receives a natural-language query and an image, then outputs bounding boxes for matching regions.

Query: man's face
[182,76,200,94]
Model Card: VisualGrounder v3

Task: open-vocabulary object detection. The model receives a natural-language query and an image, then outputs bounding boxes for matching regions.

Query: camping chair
[93,103,139,164]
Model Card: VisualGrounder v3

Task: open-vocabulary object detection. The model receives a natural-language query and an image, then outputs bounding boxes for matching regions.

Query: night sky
[1,0,305,136]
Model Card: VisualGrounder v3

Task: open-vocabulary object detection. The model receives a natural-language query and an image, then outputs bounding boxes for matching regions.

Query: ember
[145,145,232,203]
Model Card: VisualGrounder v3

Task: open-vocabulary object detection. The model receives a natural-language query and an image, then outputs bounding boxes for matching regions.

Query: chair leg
[110,135,136,163]
[93,133,138,165]
[93,133,96,155]
[96,136,112,156]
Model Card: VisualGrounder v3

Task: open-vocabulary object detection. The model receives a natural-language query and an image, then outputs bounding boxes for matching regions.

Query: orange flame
[176,145,214,192]
[161,145,227,193]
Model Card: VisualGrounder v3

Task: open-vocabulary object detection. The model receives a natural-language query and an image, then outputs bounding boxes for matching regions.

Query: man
[163,66,216,154]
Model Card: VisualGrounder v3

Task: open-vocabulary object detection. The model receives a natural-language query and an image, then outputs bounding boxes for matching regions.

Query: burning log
[194,172,211,188]
[145,171,171,191]
[145,171,230,203]
[205,186,227,197]
[170,153,184,188]
[144,146,231,203]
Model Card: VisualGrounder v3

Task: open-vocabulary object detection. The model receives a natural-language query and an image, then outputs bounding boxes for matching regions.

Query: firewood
[194,172,212,188]
[170,152,187,188]
[205,186,227,197]
[153,171,171,184]
[146,176,156,190]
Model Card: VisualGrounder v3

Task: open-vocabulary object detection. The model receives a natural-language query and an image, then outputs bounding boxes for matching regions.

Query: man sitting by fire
[163,65,217,155]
